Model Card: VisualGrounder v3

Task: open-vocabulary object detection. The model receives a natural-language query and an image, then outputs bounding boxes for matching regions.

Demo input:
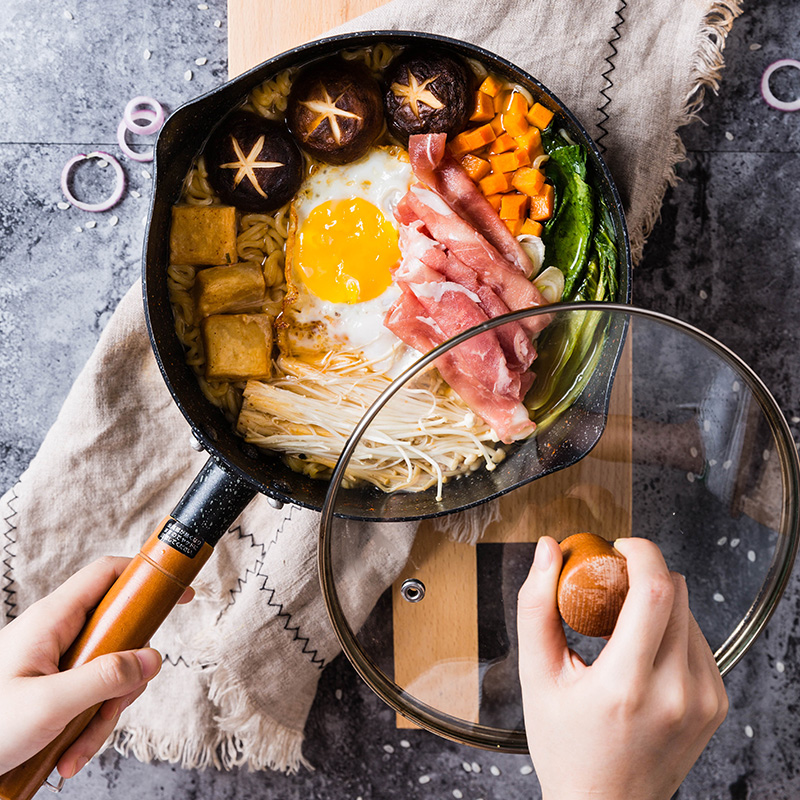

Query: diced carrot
[529,184,555,221]
[499,192,529,220]
[501,112,529,138]
[511,166,546,196]
[521,218,544,237]
[488,133,516,154]
[469,91,494,123]
[527,102,555,130]
[485,193,503,211]
[493,89,510,114]
[479,171,513,195]
[504,218,524,236]
[479,74,504,98]
[450,124,496,156]
[514,126,543,158]
[489,149,530,174]
[490,115,505,136]
[461,153,491,181]
[504,91,529,117]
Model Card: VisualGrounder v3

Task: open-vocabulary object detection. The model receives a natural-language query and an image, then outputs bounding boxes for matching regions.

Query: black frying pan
[0,31,630,800]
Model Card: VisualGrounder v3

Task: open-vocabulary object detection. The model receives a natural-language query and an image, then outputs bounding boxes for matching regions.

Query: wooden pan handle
[0,457,257,800]
[0,517,214,800]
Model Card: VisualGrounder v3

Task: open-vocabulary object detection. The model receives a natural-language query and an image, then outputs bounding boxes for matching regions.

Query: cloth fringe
[631,0,743,264]
[440,499,503,545]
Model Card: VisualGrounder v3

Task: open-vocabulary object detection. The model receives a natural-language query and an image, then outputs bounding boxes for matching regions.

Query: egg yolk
[296,197,399,304]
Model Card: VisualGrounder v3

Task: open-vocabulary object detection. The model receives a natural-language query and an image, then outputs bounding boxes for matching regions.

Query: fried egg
[280,146,417,375]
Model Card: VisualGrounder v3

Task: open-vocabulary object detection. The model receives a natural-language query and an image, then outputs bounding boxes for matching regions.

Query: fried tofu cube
[202,314,273,381]
[193,262,266,318]
[170,205,237,266]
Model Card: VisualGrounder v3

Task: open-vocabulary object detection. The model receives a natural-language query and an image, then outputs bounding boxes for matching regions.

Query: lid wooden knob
[557,533,629,637]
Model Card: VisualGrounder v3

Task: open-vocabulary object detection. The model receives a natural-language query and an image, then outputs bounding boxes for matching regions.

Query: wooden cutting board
[226,0,633,730]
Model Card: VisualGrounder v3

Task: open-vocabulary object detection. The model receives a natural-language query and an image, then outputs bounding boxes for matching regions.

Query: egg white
[280,146,417,376]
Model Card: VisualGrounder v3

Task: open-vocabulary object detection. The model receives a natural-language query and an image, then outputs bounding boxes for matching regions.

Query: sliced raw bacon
[401,220,537,373]
[408,133,536,277]
[399,188,551,336]
[384,288,535,443]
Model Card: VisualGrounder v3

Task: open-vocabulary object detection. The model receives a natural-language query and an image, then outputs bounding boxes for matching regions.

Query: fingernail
[72,757,88,777]
[534,540,553,571]
[135,649,162,680]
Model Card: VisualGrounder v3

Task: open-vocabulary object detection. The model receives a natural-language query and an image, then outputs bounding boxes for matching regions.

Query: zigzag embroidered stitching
[596,0,628,151]
[1,483,21,621]
[218,507,326,668]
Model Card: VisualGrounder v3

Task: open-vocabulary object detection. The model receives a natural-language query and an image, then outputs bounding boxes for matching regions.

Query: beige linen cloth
[1,0,741,774]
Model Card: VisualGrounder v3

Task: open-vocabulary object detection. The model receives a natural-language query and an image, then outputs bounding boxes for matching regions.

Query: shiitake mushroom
[204,112,303,213]
[287,58,383,164]
[383,49,472,144]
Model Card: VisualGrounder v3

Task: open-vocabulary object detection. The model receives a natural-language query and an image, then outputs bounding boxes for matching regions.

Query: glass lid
[318,303,800,752]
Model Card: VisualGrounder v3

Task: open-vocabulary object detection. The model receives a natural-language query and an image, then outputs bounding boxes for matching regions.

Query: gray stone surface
[1,2,800,799]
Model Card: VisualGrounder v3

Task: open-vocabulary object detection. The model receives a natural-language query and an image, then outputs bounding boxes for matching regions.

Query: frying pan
[0,31,631,800]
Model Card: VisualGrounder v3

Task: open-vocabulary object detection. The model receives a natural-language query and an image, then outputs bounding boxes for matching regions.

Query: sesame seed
[214,19,222,27]
[490,766,501,776]
[471,762,481,773]
[75,226,83,233]
[709,458,717,466]
[520,764,533,775]
[723,459,732,470]
[196,57,208,65]
[142,169,151,180]
[690,446,698,458]
[97,159,108,168]
[141,216,147,226]
[748,550,756,562]
[131,190,141,198]
[745,725,754,738]
[732,380,740,392]
[418,775,431,784]
[749,42,762,50]
[791,416,800,424]
[731,538,740,548]
[143,49,152,60]
[109,215,119,226]
[400,739,410,748]
[713,592,725,603]
[335,689,342,700]
[699,289,708,300]
[462,762,472,773]
[197,2,209,8]
[85,220,96,229]
[717,537,727,546]
[686,472,695,483]
[725,131,734,141]
[453,791,463,799]
[184,69,194,81]
[777,661,786,673]
[763,449,771,461]
[383,744,394,754]
[57,201,70,210]
[703,420,711,432]
[63,9,73,19]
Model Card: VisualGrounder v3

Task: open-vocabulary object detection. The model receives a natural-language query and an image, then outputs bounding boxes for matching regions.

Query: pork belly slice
[399,220,537,373]
[398,189,551,336]
[384,286,535,444]
[408,132,535,277]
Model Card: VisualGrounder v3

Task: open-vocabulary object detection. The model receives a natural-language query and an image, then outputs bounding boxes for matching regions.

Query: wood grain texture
[225,0,633,732]
[228,0,389,78]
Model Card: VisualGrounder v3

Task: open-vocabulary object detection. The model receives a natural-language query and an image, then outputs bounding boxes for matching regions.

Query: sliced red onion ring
[60,151,126,212]
[117,108,157,162]
[123,95,165,135]
[761,59,800,112]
